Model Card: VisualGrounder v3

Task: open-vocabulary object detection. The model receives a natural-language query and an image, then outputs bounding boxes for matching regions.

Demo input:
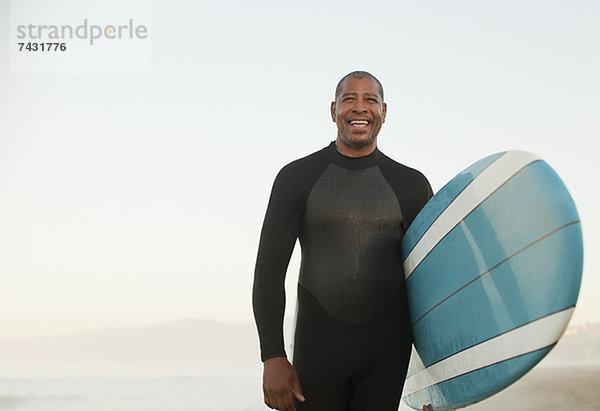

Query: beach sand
[465,366,600,410]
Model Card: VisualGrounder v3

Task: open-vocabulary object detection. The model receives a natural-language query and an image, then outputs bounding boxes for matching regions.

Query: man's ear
[330,101,336,122]
[382,102,387,123]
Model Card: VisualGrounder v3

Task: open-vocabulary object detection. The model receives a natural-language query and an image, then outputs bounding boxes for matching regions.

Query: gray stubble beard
[339,130,378,149]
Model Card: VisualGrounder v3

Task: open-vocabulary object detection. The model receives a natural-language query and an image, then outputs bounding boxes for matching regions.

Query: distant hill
[0,319,596,377]
[0,319,262,377]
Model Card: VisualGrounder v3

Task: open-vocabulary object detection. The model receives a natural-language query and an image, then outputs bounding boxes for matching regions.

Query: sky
[0,0,599,339]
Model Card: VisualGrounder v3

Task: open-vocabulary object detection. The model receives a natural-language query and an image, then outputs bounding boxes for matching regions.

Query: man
[253,71,433,410]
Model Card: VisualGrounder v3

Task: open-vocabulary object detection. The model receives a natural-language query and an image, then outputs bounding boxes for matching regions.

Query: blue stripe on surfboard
[403,345,553,411]
[412,221,580,327]
[405,160,581,323]
[410,305,574,378]
[401,152,505,260]
[405,307,573,381]
[411,222,582,368]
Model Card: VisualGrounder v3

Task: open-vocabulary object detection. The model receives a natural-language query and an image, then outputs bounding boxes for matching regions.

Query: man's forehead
[338,77,383,99]
[340,91,381,97]
[339,91,382,104]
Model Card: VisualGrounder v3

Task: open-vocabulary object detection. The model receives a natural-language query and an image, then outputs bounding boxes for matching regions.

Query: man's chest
[302,164,404,235]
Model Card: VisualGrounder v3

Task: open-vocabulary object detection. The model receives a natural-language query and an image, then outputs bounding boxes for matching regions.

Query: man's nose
[352,99,368,112]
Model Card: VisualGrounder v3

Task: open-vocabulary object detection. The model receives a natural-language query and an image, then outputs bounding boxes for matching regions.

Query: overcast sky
[0,0,598,339]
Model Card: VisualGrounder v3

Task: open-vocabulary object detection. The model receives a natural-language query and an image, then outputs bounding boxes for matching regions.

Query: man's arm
[252,165,306,409]
[252,166,301,361]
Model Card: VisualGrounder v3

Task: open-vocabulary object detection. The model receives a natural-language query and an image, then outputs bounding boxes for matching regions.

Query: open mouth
[349,119,370,129]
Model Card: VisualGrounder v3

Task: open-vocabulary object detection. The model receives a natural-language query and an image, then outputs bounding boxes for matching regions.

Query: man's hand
[263,357,305,411]
[422,404,433,411]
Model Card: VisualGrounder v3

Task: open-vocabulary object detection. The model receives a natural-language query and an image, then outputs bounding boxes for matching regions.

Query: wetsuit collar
[326,141,383,169]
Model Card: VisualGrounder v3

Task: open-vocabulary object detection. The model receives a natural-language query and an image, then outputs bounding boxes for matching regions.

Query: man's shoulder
[378,151,430,184]
[275,144,330,181]
[378,151,434,208]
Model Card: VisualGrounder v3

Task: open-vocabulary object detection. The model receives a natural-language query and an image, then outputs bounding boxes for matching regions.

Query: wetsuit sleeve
[378,158,434,234]
[404,174,433,231]
[252,166,303,362]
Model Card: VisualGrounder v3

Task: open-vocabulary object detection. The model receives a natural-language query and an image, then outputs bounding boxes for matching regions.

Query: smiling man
[253,71,432,411]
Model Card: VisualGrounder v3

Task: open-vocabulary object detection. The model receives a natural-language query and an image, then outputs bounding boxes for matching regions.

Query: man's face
[331,77,387,149]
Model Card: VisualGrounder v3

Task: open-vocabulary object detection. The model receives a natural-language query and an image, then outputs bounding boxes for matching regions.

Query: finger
[263,390,273,409]
[265,393,275,410]
[291,378,305,402]
[272,393,284,411]
[283,391,296,411]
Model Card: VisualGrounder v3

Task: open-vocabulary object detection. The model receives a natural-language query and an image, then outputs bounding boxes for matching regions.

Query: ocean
[0,376,266,411]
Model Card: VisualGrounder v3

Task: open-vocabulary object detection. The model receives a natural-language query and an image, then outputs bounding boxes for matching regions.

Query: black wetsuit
[253,142,432,410]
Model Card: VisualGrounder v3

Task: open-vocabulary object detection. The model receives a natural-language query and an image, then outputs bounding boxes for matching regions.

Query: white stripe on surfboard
[404,151,540,280]
[403,307,574,397]
[289,300,299,363]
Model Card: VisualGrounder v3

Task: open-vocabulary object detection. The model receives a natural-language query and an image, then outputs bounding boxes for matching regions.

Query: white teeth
[350,120,369,125]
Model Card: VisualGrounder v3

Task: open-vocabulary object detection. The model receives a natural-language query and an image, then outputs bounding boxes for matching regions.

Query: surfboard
[401,151,583,410]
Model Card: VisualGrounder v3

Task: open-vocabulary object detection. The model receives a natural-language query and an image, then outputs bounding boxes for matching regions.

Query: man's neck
[334,137,377,158]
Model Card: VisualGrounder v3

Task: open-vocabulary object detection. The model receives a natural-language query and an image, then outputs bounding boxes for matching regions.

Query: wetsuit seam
[377,162,408,234]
